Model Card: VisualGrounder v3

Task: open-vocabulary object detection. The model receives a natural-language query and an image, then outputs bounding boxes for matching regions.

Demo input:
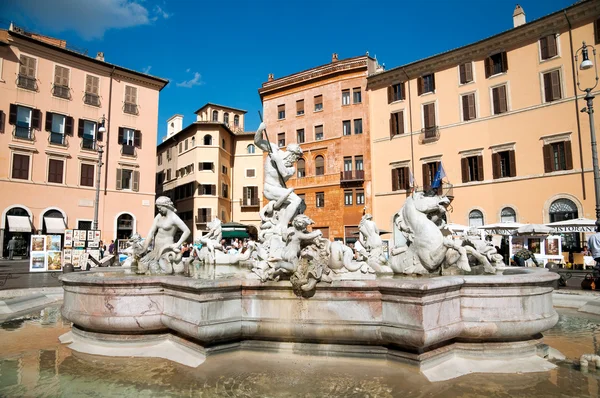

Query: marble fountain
[59,123,559,382]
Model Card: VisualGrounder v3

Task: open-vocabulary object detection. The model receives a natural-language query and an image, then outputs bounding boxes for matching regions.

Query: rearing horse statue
[390,192,471,274]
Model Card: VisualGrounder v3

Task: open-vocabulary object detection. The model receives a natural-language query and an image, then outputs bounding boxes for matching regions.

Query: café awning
[445,223,469,233]
[7,215,32,232]
[515,224,554,235]
[44,217,66,234]
[478,222,524,235]
[221,230,249,239]
[546,217,596,233]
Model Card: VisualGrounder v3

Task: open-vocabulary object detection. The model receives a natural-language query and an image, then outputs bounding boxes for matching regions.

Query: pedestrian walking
[108,240,115,255]
[7,237,17,260]
[588,225,600,274]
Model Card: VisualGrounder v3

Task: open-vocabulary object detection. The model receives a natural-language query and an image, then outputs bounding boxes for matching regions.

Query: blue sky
[0,0,575,143]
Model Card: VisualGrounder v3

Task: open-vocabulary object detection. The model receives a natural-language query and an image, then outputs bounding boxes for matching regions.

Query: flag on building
[431,163,446,189]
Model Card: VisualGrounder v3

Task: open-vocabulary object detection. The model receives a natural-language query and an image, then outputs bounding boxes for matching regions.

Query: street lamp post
[575,42,600,228]
[93,116,107,231]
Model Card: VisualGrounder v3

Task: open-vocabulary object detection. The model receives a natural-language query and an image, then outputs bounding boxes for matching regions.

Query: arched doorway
[3,206,33,259]
[549,198,579,251]
[41,209,67,252]
[116,213,134,240]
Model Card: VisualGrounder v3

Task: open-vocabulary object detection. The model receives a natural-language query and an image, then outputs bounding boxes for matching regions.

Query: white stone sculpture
[136,196,191,275]
[357,213,392,273]
[197,218,223,264]
[121,233,143,271]
[457,227,504,273]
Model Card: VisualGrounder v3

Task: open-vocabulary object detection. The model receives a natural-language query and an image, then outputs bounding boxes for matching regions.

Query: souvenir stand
[29,234,64,272]
[508,224,562,266]
[546,217,596,267]
[63,229,101,270]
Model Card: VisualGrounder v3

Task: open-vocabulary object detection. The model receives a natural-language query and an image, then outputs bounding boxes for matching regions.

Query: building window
[53,65,70,99]
[492,150,516,178]
[166,148,172,161]
[418,74,435,95]
[246,169,256,178]
[18,54,37,91]
[543,141,573,172]
[212,110,219,121]
[469,210,484,227]
[315,125,323,141]
[221,183,228,198]
[390,111,404,136]
[11,153,30,180]
[314,95,323,111]
[459,62,474,84]
[356,190,365,205]
[353,88,362,104]
[501,207,516,223]
[124,85,138,115]
[224,112,229,125]
[243,186,259,206]
[191,136,195,147]
[297,158,306,178]
[84,74,100,106]
[344,190,353,206]
[315,155,325,176]
[391,167,409,191]
[342,120,351,136]
[200,162,213,171]
[9,104,40,140]
[222,165,227,175]
[543,70,562,102]
[422,103,437,138]
[278,104,285,120]
[185,139,189,151]
[422,162,439,191]
[247,144,255,154]
[485,52,508,78]
[118,127,140,156]
[342,89,350,106]
[492,85,508,115]
[167,169,172,180]
[48,158,64,184]
[296,100,304,116]
[278,133,285,147]
[461,93,476,121]
[80,163,94,187]
[354,119,363,135]
[461,155,484,183]
[116,169,139,191]
[234,115,239,127]
[355,156,364,173]
[316,192,325,208]
[296,129,305,143]
[204,135,212,145]
[540,34,558,60]
[199,184,216,195]
[157,153,163,166]
[343,157,352,180]
[46,112,71,145]
[222,138,226,149]
[178,142,183,154]
[388,82,405,103]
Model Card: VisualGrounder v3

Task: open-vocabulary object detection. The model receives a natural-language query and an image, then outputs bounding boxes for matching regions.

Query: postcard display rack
[29,234,64,272]
[63,229,101,270]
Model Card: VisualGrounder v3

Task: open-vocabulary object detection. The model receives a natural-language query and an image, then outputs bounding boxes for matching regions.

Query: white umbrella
[478,222,524,236]
[445,223,469,232]
[515,224,553,235]
[546,217,596,233]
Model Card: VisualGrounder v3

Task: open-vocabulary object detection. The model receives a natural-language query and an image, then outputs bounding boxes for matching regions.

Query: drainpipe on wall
[564,10,587,200]
[104,67,116,195]
[402,68,415,181]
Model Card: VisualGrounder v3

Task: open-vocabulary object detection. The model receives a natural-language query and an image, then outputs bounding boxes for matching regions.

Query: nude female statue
[138,196,191,274]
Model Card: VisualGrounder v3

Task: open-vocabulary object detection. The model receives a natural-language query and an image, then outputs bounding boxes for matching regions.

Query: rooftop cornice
[367,0,600,90]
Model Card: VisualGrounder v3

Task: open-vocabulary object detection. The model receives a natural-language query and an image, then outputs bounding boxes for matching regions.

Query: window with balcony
[355,156,363,175]
[78,119,99,150]
[80,163,95,187]
[116,168,139,191]
[224,112,229,125]
[18,54,37,91]
[461,93,476,121]
[296,100,304,116]
[242,186,259,207]
[356,190,365,205]
[388,82,405,103]
[315,125,323,141]
[278,133,285,147]
[353,119,363,134]
[461,155,484,183]
[296,129,305,143]
[344,190,353,206]
[342,120,351,136]
[124,85,138,115]
[212,110,218,121]
[52,65,71,99]
[543,70,562,102]
[459,62,474,84]
[342,90,350,106]
[390,111,404,136]
[543,140,573,172]
[48,158,64,184]
[540,34,558,60]
[316,192,325,208]
[84,74,100,106]
[492,150,516,179]
[485,52,508,78]
[422,162,440,191]
[297,158,306,178]
[278,104,285,120]
[9,104,40,140]
[118,127,140,156]
[391,167,409,191]
[418,74,435,95]
[45,112,73,146]
[314,95,323,112]
[315,155,325,176]
[353,88,362,104]
[492,85,508,115]
[422,103,437,138]
[247,144,256,154]
[343,157,352,180]
[11,153,30,180]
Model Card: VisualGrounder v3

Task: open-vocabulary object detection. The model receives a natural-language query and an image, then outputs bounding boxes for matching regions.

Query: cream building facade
[0,25,167,257]
[367,1,600,250]
[156,104,263,240]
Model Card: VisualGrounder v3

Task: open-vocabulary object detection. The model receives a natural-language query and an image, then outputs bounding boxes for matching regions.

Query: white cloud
[186,68,190,73]
[11,0,171,40]
[176,72,203,88]
[142,65,152,74]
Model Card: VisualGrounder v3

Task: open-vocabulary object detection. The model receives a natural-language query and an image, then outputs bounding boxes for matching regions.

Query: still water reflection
[1,306,600,397]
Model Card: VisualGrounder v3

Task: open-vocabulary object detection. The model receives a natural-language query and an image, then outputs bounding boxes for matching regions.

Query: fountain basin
[60,267,559,381]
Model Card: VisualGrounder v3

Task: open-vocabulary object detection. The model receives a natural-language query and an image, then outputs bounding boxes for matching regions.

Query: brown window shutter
[547,35,557,58]
[468,94,476,120]
[0,111,5,133]
[465,62,473,83]
[509,150,517,177]
[422,163,429,190]
[459,64,466,84]
[543,72,553,102]
[492,152,500,179]
[564,141,573,170]
[461,158,468,182]
[118,127,124,144]
[428,104,436,127]
[389,115,395,137]
[551,70,561,100]
[392,168,399,191]
[423,105,429,128]
[477,155,484,181]
[387,86,393,104]
[125,86,131,103]
[65,116,74,136]
[540,37,548,60]
[54,66,62,86]
[596,18,600,45]
[501,51,508,72]
[19,55,28,76]
[45,112,53,131]
[28,57,36,78]
[9,104,17,125]
[116,168,123,190]
[485,57,492,78]
[543,144,553,172]
[417,77,423,96]
[462,95,469,121]
[492,88,500,114]
[401,82,406,100]
[498,86,507,113]
[32,109,41,130]
[85,75,93,93]
[431,74,436,91]
[133,171,140,192]
[243,186,248,200]
[398,111,404,134]
[78,119,84,137]
[92,76,99,94]
[403,167,410,189]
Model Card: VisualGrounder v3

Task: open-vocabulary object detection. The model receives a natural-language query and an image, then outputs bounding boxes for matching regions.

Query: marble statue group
[122,122,505,294]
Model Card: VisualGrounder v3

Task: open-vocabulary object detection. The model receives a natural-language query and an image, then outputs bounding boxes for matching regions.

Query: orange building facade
[259,55,380,241]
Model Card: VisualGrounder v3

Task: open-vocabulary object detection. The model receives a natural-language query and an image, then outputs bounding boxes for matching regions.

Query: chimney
[332,53,339,62]
[95,52,105,61]
[513,4,526,27]
[268,73,274,82]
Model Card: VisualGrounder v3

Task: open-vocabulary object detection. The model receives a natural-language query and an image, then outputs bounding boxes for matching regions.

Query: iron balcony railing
[84,92,100,107]
[52,85,70,99]
[241,197,260,207]
[17,75,37,91]
[13,126,34,141]
[81,138,97,151]
[123,102,139,115]
[340,170,365,182]
[121,144,136,156]
[49,132,67,146]
[420,126,440,143]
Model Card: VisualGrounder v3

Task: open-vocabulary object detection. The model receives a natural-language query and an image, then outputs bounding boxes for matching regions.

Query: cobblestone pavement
[0,259,62,291]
